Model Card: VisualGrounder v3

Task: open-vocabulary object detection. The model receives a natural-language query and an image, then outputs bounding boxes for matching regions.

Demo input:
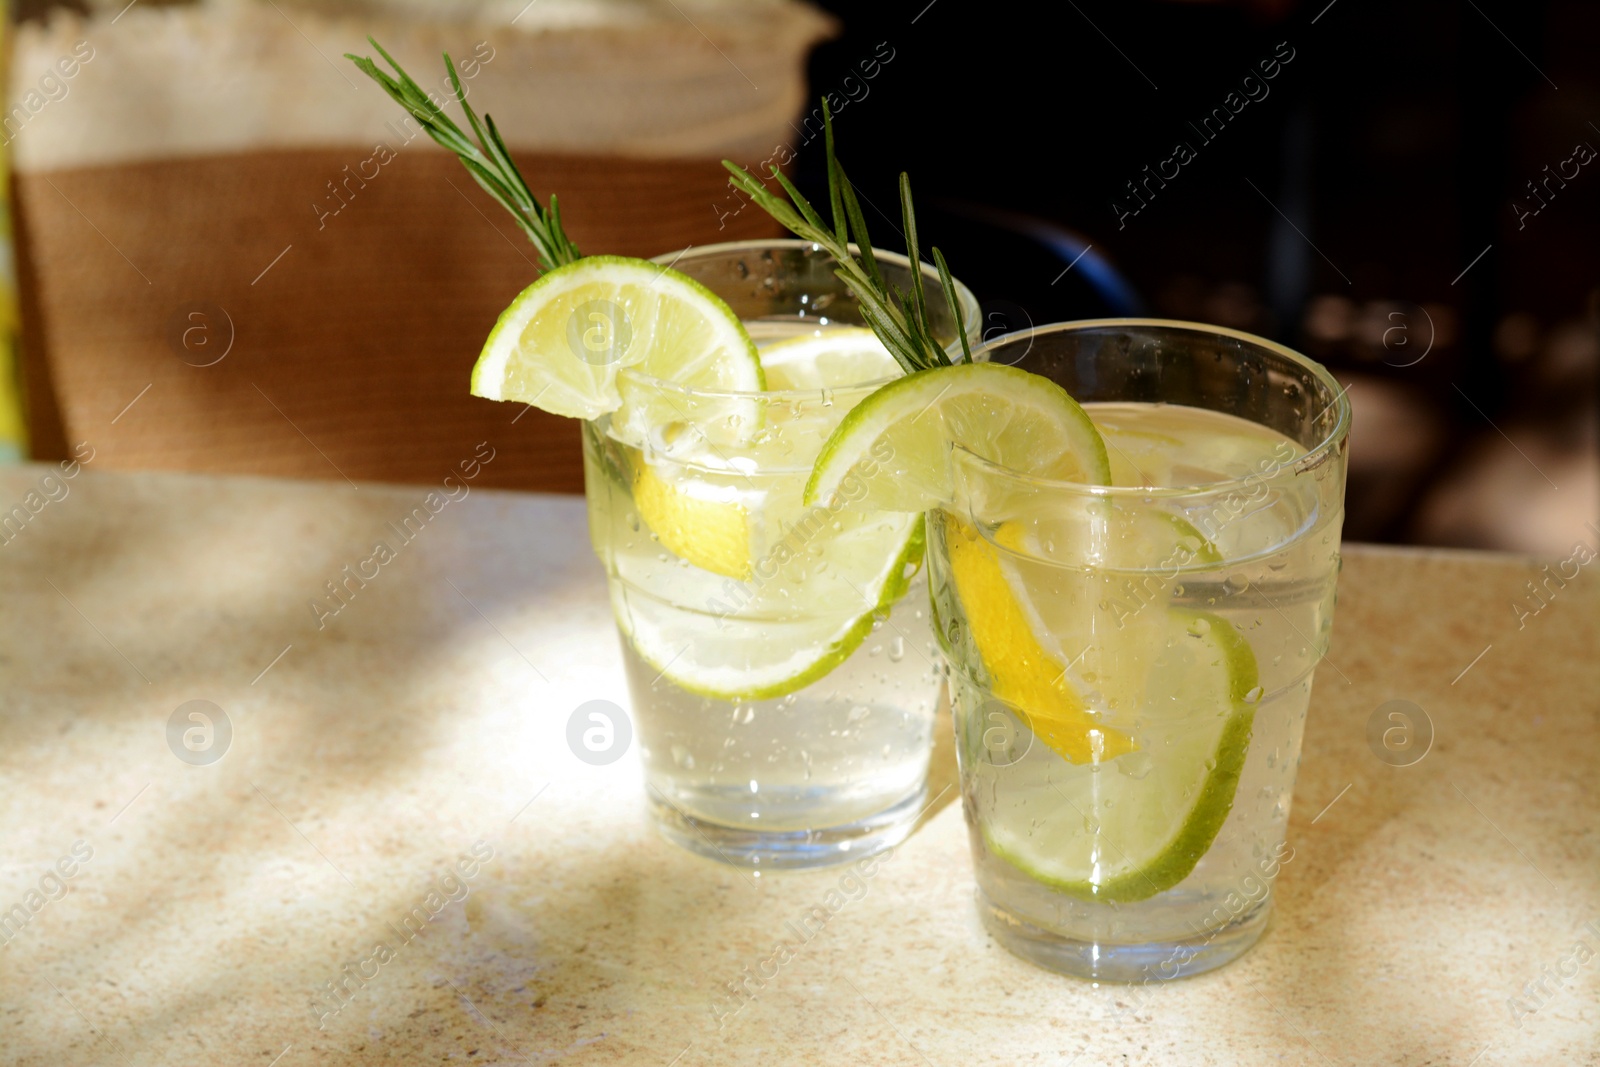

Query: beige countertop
[0,466,1595,1066]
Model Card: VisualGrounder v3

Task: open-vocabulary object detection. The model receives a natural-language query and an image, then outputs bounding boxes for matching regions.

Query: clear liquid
[584,319,940,851]
[618,598,940,832]
[934,402,1343,972]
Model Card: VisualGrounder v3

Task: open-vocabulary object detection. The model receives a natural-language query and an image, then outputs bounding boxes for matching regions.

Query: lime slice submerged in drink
[976,605,1259,903]
[596,324,924,701]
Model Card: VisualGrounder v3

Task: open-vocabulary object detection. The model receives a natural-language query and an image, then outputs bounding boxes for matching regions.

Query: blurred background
[4,0,1596,553]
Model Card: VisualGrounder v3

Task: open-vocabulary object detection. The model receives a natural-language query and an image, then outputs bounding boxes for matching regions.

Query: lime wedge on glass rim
[805,363,1111,511]
[470,255,763,418]
[805,359,1259,901]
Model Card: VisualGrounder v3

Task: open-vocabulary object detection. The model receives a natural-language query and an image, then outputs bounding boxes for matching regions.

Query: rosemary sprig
[723,101,973,374]
[346,37,581,273]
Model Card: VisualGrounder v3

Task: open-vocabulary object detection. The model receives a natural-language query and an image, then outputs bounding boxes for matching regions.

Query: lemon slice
[631,462,752,580]
[470,255,763,419]
[758,326,900,390]
[805,363,1111,511]
[979,607,1259,902]
[943,518,1135,764]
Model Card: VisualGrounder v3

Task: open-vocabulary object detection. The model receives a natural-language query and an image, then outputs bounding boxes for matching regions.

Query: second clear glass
[930,320,1350,980]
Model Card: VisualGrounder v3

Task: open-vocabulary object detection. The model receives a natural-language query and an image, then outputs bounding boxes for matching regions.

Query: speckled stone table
[0,467,1595,1066]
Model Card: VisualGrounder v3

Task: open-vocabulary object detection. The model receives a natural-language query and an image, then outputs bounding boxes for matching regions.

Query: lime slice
[805,363,1111,511]
[980,608,1259,903]
[611,513,925,701]
[470,255,763,419]
[758,326,900,390]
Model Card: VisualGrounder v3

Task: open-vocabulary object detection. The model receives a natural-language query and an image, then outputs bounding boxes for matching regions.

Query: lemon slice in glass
[758,326,900,390]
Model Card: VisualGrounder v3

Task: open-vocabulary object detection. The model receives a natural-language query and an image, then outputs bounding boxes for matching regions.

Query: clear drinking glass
[930,320,1350,979]
[583,239,980,869]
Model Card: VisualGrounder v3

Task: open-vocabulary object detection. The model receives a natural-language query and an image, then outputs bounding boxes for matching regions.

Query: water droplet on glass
[732,705,755,725]
[888,636,905,662]
[1187,616,1211,637]
[1244,685,1265,704]
[1118,751,1154,780]
[847,705,870,723]
[671,745,695,769]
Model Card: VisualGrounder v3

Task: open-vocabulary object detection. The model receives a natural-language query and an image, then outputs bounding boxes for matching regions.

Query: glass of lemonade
[583,240,980,869]
[931,320,1349,979]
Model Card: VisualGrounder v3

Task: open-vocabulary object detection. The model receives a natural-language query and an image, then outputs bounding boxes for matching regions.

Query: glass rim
[954,318,1352,500]
[611,239,982,403]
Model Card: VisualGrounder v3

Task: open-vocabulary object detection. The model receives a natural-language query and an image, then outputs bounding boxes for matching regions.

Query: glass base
[648,784,927,870]
[978,890,1272,982]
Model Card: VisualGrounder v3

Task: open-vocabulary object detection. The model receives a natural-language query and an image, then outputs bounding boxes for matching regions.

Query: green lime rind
[984,608,1259,904]
[470,254,763,417]
[803,363,1112,511]
[621,516,926,703]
